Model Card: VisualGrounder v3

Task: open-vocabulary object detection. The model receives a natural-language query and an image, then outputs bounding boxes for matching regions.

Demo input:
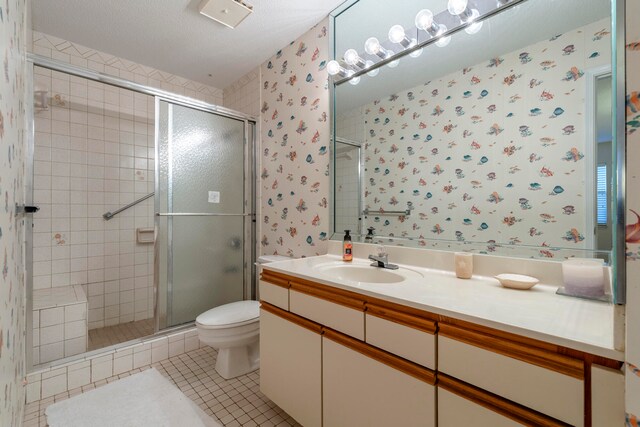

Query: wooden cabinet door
[322,330,436,427]
[259,306,322,427]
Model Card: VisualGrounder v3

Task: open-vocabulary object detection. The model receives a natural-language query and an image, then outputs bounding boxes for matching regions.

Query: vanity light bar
[331,0,517,86]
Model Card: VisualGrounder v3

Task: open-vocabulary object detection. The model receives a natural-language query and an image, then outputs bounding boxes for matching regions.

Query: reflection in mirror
[331,0,614,260]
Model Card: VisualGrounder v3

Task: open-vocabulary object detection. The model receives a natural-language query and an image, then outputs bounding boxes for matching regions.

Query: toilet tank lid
[196,300,260,326]
[257,255,291,264]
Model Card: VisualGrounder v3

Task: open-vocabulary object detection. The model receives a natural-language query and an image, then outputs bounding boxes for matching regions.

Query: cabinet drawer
[438,374,568,427]
[323,329,436,427]
[289,288,365,340]
[365,309,436,369]
[439,325,584,426]
[259,280,289,311]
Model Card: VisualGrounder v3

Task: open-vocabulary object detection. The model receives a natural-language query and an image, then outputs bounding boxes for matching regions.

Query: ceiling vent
[198,0,254,29]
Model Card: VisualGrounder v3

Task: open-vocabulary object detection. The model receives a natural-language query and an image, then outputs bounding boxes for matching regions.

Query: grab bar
[103,192,154,220]
[363,208,410,216]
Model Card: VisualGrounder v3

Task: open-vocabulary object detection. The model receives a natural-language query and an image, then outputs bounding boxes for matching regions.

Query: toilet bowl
[196,253,291,379]
[196,300,260,379]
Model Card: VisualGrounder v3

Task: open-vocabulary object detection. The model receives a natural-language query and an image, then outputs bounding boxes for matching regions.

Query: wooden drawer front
[438,374,570,427]
[439,333,584,426]
[365,313,436,369]
[259,307,322,427]
[259,280,289,311]
[289,289,365,340]
[439,388,524,427]
[323,331,436,427]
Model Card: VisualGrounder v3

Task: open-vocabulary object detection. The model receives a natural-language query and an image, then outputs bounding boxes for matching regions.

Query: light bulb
[349,75,361,85]
[415,9,434,31]
[365,60,379,77]
[327,60,341,76]
[387,52,399,68]
[344,49,364,65]
[435,25,451,47]
[364,37,381,55]
[388,25,406,44]
[464,10,482,34]
[448,0,468,15]
[408,39,423,58]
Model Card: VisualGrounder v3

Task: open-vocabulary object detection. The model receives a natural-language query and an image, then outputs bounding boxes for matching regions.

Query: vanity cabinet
[323,328,436,427]
[259,270,623,427]
[260,304,322,427]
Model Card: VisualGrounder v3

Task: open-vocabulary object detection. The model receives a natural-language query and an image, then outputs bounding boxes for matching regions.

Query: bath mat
[45,367,221,427]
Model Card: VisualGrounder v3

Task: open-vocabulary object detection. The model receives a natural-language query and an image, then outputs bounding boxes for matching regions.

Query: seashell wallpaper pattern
[260,19,330,258]
[0,0,27,424]
[360,19,610,252]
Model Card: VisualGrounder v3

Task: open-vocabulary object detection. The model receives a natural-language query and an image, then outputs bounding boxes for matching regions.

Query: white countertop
[263,254,624,361]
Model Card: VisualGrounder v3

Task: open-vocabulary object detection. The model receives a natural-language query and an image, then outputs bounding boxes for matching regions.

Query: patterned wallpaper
[625,0,640,423]
[0,0,27,424]
[361,19,610,250]
[259,19,330,258]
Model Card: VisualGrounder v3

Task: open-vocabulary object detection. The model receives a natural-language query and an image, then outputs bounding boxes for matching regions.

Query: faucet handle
[376,245,387,257]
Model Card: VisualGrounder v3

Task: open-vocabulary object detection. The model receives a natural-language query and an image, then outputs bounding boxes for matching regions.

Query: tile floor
[23,346,300,427]
[88,318,155,351]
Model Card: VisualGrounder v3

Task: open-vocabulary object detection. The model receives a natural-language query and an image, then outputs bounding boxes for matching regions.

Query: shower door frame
[25,53,257,372]
[154,97,256,330]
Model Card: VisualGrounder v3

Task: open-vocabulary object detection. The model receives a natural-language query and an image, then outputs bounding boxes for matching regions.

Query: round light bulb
[364,37,381,55]
[326,60,341,76]
[387,56,400,68]
[388,25,406,44]
[465,10,482,34]
[436,36,451,47]
[435,25,451,47]
[415,9,434,31]
[447,0,468,15]
[349,75,361,85]
[408,39,423,58]
[344,49,359,66]
[365,60,379,77]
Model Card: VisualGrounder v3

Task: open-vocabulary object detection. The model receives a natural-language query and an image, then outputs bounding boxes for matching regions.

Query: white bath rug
[45,367,221,427]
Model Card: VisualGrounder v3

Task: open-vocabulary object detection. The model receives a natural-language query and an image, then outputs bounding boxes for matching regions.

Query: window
[596,164,607,225]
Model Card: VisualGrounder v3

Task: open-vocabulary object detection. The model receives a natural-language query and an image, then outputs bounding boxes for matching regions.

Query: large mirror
[331,0,616,260]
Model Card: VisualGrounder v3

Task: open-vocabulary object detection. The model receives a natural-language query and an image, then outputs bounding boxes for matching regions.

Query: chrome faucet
[368,247,399,270]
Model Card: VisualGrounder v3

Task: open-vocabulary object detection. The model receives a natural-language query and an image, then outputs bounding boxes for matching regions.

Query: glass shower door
[156,100,249,328]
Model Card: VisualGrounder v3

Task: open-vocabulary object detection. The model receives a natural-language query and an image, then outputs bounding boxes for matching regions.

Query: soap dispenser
[365,227,375,243]
[343,230,353,262]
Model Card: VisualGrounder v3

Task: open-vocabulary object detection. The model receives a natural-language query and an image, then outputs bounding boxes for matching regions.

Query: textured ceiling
[31,0,345,88]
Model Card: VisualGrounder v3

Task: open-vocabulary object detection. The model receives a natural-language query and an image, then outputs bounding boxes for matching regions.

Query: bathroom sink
[314,262,423,284]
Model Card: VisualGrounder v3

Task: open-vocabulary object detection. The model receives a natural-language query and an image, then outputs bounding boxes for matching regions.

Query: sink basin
[314,262,423,284]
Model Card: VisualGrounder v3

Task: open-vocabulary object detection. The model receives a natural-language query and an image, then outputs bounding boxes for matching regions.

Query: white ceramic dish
[495,274,539,290]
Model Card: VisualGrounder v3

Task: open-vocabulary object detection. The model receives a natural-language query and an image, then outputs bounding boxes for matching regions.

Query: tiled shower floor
[23,347,300,427]
[88,318,155,351]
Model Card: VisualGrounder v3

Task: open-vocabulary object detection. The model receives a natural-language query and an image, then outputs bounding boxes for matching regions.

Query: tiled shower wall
[29,32,225,356]
[223,68,261,117]
[32,67,156,334]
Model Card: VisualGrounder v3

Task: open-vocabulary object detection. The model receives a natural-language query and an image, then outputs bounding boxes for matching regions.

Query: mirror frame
[328,0,627,304]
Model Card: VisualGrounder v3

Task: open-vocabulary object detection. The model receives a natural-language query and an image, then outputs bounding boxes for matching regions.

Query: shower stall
[26,55,256,369]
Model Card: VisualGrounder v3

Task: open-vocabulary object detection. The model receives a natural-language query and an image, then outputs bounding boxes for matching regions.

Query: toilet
[195,254,291,379]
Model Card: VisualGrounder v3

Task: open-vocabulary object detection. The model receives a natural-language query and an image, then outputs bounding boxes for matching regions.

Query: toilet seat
[195,300,259,330]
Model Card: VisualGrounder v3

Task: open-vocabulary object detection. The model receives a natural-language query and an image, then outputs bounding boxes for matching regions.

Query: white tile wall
[25,327,200,404]
[32,66,155,332]
[32,286,88,365]
[223,68,260,117]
